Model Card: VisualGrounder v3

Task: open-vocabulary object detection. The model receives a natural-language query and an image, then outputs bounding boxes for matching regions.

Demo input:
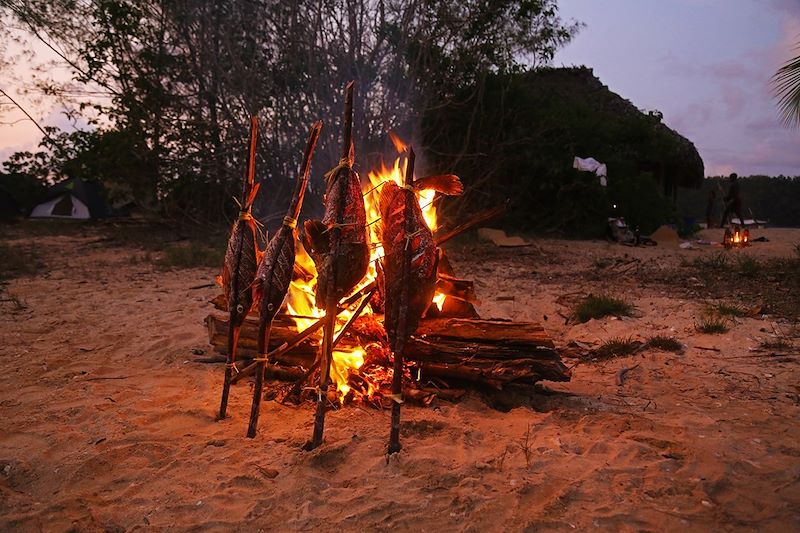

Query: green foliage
[2,0,580,222]
[772,45,800,128]
[695,315,730,334]
[646,335,683,352]
[0,172,47,213]
[2,127,155,209]
[572,294,634,323]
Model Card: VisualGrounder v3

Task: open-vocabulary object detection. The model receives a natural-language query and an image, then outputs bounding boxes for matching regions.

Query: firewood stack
[205,312,569,393]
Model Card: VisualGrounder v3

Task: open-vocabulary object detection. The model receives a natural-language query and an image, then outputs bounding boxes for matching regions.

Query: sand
[1,225,798,532]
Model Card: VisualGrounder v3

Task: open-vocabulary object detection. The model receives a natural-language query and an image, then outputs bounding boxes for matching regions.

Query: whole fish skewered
[218,117,261,420]
[247,120,323,438]
[303,81,369,450]
[303,84,370,307]
[379,148,462,453]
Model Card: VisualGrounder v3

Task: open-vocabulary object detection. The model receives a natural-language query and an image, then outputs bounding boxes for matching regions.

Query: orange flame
[283,134,446,400]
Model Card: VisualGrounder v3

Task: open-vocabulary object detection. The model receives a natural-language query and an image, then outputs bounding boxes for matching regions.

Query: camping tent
[30,178,112,220]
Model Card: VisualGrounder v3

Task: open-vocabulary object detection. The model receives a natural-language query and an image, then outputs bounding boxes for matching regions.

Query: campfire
[723,226,749,248]
[208,82,569,449]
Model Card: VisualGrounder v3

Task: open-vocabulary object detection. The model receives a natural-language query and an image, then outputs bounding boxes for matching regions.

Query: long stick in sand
[246,121,322,438]
[307,82,366,450]
[388,147,416,454]
[219,117,261,420]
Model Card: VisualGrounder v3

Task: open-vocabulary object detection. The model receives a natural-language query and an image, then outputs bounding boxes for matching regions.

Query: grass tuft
[695,315,730,334]
[693,251,729,270]
[593,337,643,359]
[759,338,793,351]
[735,255,760,278]
[646,335,683,352]
[572,294,633,323]
[709,302,748,317]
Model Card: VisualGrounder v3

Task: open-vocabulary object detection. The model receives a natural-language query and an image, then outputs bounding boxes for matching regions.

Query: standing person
[720,173,744,228]
[706,189,716,229]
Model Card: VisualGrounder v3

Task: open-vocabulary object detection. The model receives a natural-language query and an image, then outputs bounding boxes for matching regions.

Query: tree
[773,43,800,129]
[1,0,581,222]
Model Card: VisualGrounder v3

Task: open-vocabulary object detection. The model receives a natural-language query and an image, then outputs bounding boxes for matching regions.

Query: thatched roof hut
[527,67,704,194]
[423,67,704,234]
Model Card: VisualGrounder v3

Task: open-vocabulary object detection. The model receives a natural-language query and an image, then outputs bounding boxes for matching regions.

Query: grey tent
[30,178,112,220]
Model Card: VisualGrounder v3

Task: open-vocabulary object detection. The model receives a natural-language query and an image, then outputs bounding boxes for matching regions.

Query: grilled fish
[379,172,462,352]
[303,82,369,309]
[247,120,322,438]
[219,116,262,419]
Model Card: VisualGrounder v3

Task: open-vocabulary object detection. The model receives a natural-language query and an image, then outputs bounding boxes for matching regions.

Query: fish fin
[378,181,401,220]
[414,174,463,196]
[303,219,330,255]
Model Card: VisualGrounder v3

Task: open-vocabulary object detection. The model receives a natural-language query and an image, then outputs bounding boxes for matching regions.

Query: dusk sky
[554,0,800,177]
[1,1,799,178]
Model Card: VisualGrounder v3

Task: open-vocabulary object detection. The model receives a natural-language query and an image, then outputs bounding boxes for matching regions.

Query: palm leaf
[772,44,800,128]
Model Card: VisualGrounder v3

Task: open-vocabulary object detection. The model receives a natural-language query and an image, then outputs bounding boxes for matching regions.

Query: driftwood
[205,314,570,389]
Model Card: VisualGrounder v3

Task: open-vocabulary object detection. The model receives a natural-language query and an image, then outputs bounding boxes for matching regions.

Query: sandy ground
[1,224,798,532]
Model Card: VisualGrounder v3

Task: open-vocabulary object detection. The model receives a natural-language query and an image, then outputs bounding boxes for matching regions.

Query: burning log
[246,120,322,438]
[218,117,261,420]
[204,314,570,391]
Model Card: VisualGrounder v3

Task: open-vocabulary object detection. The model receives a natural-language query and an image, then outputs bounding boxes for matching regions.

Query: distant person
[705,189,716,228]
[720,173,744,228]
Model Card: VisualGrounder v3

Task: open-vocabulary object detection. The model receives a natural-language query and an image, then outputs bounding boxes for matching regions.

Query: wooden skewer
[282,288,376,402]
[246,121,321,438]
[388,146,416,455]
[308,81,356,451]
[219,116,259,420]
